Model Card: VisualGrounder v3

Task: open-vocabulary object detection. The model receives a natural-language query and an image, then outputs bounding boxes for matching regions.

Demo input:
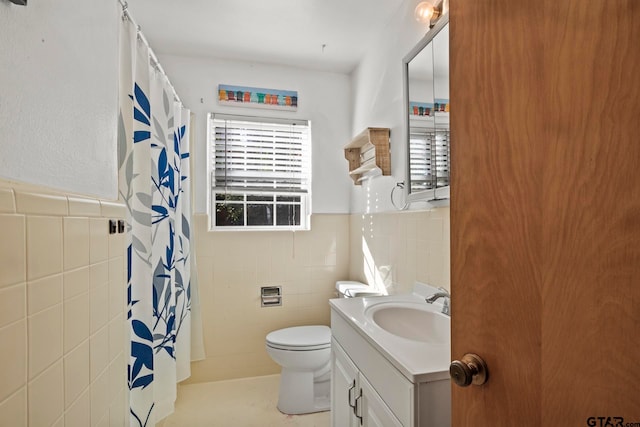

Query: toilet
[266,325,332,414]
[335,280,383,298]
[265,280,370,415]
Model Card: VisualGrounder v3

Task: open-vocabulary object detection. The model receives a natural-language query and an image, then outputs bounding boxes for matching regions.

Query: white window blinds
[409,127,450,193]
[210,115,311,194]
[208,114,311,229]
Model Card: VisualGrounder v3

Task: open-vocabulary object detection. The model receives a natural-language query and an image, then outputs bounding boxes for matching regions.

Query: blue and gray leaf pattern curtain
[118,19,201,426]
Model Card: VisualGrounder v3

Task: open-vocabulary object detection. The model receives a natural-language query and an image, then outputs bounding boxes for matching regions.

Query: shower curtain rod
[117,0,183,106]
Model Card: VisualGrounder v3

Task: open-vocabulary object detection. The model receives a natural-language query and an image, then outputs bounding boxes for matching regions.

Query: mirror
[403,15,450,202]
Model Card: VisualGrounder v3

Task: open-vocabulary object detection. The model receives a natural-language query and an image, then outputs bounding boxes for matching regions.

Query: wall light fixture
[414,0,445,28]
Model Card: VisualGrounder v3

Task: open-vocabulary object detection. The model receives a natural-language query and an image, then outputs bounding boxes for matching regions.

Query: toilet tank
[335,281,383,298]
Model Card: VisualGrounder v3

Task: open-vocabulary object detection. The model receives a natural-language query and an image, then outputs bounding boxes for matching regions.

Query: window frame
[207,113,312,231]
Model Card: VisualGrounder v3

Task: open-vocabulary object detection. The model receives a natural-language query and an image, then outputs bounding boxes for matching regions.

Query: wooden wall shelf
[344,127,391,185]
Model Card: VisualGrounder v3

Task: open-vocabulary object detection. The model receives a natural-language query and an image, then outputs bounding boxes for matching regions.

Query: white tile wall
[28,304,63,379]
[64,340,90,408]
[188,213,350,383]
[0,181,128,427]
[188,208,450,385]
[349,208,451,295]
[0,189,448,406]
[28,360,64,427]
[0,283,26,329]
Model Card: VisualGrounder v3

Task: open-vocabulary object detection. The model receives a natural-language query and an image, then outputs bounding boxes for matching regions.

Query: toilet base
[276,369,331,415]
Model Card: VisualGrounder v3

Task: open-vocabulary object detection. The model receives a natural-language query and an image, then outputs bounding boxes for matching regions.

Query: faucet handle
[437,287,450,296]
[442,297,450,316]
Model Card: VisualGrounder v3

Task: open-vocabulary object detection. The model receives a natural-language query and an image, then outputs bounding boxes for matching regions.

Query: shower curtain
[118,19,203,426]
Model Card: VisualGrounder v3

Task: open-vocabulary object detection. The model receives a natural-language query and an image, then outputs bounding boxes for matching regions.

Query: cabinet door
[359,375,403,427]
[331,340,359,427]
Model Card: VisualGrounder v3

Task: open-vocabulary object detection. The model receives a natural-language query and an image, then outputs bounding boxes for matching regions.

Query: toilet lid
[266,326,331,351]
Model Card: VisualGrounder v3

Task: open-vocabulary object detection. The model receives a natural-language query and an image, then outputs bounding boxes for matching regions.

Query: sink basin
[364,302,450,344]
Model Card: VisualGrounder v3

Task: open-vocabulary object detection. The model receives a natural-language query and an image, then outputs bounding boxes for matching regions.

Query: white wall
[349,0,434,214]
[0,0,435,212]
[157,54,353,214]
[0,0,120,199]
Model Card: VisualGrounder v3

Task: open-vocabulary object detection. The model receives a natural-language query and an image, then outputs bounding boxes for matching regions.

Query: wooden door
[450,0,640,425]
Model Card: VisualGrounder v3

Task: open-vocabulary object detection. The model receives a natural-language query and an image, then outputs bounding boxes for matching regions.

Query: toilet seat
[266,325,331,351]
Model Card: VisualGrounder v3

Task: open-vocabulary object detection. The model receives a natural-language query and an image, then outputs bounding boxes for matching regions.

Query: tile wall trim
[0,188,16,213]
[0,179,124,218]
[68,197,102,217]
[16,191,69,216]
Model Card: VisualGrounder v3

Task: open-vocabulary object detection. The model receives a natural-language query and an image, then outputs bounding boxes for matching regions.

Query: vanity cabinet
[332,339,402,427]
[331,306,451,427]
[331,339,360,427]
[360,372,404,427]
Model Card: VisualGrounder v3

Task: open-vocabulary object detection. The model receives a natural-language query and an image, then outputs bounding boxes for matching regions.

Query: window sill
[406,185,450,204]
[208,225,310,232]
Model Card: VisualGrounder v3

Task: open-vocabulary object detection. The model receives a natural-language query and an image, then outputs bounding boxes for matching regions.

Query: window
[408,126,450,193]
[208,114,311,230]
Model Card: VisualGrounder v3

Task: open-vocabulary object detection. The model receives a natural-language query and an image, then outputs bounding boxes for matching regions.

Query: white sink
[364,301,450,344]
[329,283,451,383]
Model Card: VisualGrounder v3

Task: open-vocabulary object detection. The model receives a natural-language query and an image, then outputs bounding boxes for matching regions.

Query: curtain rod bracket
[119,0,183,106]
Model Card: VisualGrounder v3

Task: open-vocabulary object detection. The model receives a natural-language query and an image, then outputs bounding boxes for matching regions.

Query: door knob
[450,353,488,387]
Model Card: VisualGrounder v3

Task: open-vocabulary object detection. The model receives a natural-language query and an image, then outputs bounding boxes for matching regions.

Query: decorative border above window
[218,84,298,111]
[409,98,450,117]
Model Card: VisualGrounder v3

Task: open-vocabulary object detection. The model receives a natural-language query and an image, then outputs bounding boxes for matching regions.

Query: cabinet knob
[450,353,488,387]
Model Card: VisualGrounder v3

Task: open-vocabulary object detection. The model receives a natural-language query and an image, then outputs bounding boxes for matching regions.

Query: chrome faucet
[425,287,450,316]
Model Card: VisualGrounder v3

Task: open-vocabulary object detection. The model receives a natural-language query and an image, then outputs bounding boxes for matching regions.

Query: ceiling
[125,0,405,74]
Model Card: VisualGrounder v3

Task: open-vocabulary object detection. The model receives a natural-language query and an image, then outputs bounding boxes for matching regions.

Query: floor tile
[158,374,330,427]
